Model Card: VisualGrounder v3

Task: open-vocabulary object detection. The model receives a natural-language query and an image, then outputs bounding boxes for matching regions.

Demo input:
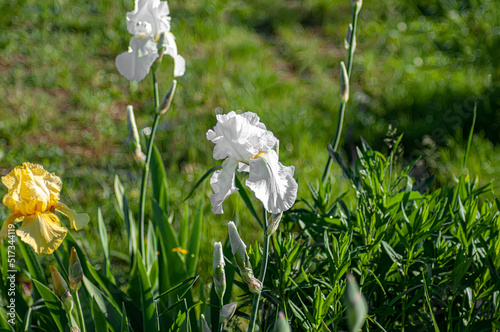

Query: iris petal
[55,202,90,231]
[0,214,23,244]
[17,212,67,255]
[116,36,159,82]
[210,157,239,214]
[246,150,298,214]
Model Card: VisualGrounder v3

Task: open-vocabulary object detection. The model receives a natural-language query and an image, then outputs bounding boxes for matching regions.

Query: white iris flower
[116,0,185,81]
[206,111,298,215]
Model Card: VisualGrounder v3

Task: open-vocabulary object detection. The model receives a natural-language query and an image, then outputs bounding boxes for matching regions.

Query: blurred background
[0,0,499,279]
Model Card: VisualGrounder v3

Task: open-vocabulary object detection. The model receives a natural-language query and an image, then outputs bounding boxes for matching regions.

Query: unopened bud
[158,80,177,115]
[127,106,141,150]
[201,314,212,332]
[344,24,356,51]
[126,105,145,164]
[351,0,362,14]
[340,61,349,103]
[213,242,226,301]
[50,266,74,312]
[273,312,291,332]
[345,274,368,332]
[228,221,247,269]
[220,302,238,323]
[71,327,81,332]
[246,276,263,294]
[266,212,283,237]
[69,247,83,291]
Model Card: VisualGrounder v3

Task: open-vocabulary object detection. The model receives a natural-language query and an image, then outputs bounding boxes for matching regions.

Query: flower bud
[228,221,247,269]
[273,312,291,332]
[340,61,349,103]
[351,0,362,14]
[50,266,74,312]
[344,24,356,51]
[345,274,368,332]
[220,302,238,323]
[266,212,283,237]
[239,267,262,293]
[69,247,83,291]
[158,80,177,115]
[126,106,146,164]
[201,314,212,332]
[213,242,226,301]
[246,276,263,294]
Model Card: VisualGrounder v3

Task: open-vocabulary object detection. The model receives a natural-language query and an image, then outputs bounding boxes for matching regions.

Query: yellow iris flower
[0,163,89,255]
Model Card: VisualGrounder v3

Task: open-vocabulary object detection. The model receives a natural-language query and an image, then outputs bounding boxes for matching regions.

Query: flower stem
[218,298,224,332]
[73,290,86,332]
[322,8,360,184]
[139,70,161,257]
[248,211,270,332]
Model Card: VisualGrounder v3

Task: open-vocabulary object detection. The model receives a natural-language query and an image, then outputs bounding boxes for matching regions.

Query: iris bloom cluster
[0,163,89,255]
[116,0,185,81]
[206,111,298,215]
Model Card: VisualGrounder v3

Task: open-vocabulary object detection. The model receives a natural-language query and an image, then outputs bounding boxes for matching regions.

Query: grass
[1,0,499,282]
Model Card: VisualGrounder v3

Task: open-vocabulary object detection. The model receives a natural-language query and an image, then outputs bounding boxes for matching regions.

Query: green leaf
[183,165,221,202]
[92,296,108,332]
[32,279,69,331]
[18,240,46,284]
[135,250,159,332]
[0,306,14,331]
[151,144,169,213]
[235,176,262,227]
[186,198,203,277]
[98,207,114,282]
[146,220,158,269]
[151,199,187,289]
[114,175,138,264]
[121,302,130,332]
[82,275,123,332]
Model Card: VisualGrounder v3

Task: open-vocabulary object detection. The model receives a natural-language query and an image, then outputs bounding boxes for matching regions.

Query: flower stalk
[247,211,270,332]
[138,69,164,257]
[322,3,361,184]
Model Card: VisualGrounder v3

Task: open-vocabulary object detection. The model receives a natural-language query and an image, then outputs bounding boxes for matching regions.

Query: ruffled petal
[116,36,159,82]
[17,212,67,255]
[2,163,61,215]
[159,32,185,77]
[210,157,239,214]
[206,111,278,162]
[246,150,298,214]
[126,0,170,37]
[0,214,23,243]
[55,202,90,231]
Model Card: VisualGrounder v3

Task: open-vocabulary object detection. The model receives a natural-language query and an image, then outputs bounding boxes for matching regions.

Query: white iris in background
[116,0,185,81]
[206,111,298,215]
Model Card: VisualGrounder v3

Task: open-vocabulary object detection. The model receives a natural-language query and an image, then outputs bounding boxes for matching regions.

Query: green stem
[138,70,161,257]
[218,298,224,332]
[73,290,86,332]
[322,9,360,184]
[248,212,270,332]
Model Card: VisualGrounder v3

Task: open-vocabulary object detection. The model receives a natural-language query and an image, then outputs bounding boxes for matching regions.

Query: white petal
[173,54,185,77]
[126,0,170,36]
[206,111,278,162]
[116,36,159,81]
[246,150,298,214]
[209,157,239,214]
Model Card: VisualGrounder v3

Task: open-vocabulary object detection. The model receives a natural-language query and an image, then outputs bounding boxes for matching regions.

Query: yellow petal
[0,214,23,243]
[17,212,67,255]
[55,202,90,231]
[2,163,62,215]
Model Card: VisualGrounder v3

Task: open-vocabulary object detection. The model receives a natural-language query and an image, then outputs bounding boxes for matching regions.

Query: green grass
[0,0,499,282]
